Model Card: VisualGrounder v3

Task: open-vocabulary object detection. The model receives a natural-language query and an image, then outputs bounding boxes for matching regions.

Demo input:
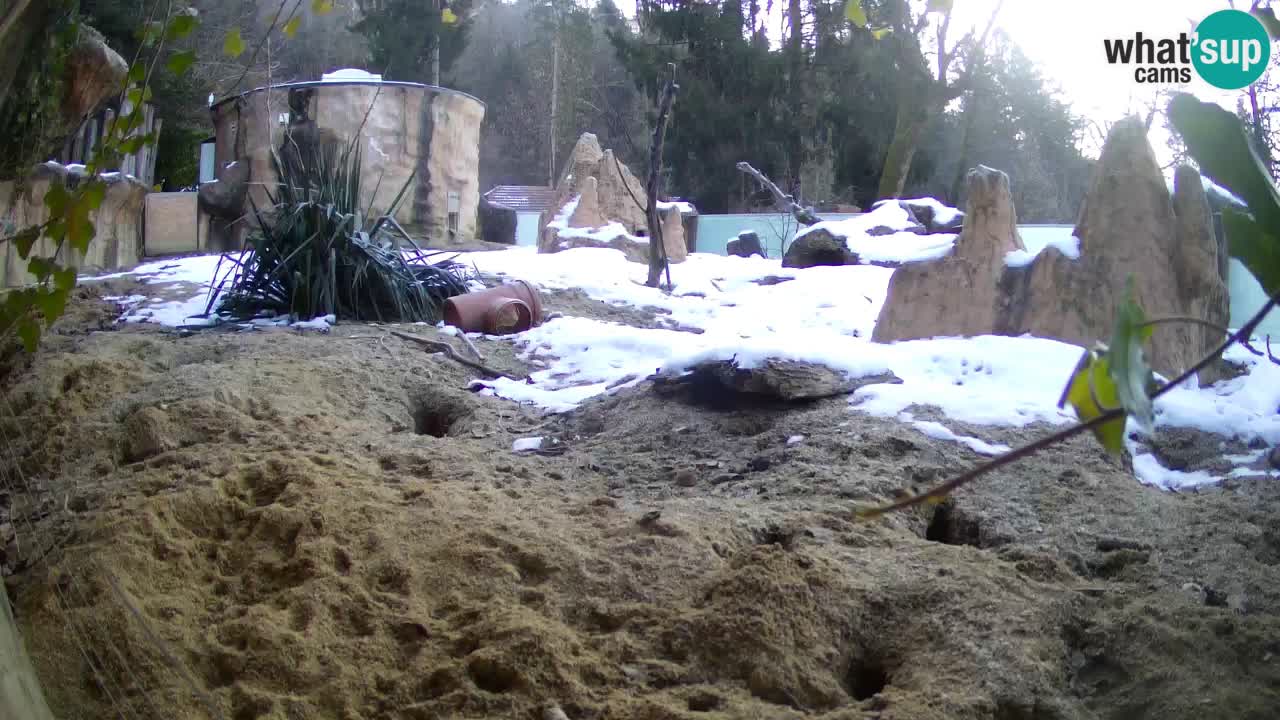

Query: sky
[608,0,1257,160]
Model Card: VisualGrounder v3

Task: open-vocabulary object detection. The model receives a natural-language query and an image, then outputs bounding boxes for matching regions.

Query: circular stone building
[200,70,485,250]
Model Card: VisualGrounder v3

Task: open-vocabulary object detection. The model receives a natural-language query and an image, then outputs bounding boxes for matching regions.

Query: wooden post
[147,117,163,187]
[645,69,678,288]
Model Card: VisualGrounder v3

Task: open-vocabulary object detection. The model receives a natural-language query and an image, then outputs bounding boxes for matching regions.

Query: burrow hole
[844,658,889,701]
[925,502,983,547]
[409,391,474,438]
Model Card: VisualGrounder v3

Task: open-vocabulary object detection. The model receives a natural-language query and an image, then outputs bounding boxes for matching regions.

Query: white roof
[321,68,383,83]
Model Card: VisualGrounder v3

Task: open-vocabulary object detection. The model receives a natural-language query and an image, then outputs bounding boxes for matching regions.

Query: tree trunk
[646,79,678,288]
[785,0,805,204]
[549,28,560,186]
[949,68,985,204]
[876,98,928,200]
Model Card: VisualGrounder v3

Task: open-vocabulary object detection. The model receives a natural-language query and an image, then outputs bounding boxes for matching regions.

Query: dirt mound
[2,292,1279,720]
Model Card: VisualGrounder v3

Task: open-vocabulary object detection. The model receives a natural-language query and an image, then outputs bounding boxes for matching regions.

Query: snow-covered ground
[82,244,1279,491]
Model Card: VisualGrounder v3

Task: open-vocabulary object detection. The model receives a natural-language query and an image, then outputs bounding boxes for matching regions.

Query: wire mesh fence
[0,387,223,720]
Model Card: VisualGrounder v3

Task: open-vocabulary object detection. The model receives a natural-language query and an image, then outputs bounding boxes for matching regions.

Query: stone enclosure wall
[203,82,485,251]
[1,164,146,288]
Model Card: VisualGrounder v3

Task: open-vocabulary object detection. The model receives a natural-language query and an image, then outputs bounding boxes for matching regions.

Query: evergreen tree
[353,0,472,83]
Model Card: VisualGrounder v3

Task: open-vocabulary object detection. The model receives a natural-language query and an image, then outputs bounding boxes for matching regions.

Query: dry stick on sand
[453,331,485,361]
[389,331,524,380]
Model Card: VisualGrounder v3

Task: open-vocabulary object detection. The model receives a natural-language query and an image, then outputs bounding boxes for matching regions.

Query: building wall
[144,192,210,257]
[208,82,485,249]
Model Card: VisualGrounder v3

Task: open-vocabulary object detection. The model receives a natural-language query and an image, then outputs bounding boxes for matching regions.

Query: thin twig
[227,0,295,95]
[859,288,1280,517]
[454,331,484,361]
[614,151,647,216]
[104,569,226,720]
[389,330,524,380]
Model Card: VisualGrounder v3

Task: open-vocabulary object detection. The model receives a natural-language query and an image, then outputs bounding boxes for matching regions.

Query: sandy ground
[2,282,1280,720]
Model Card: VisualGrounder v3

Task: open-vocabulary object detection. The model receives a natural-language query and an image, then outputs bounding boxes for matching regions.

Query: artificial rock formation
[875,117,1230,383]
[873,165,1025,341]
[727,231,765,258]
[538,133,687,264]
[64,27,128,128]
[782,228,859,269]
[998,118,1228,380]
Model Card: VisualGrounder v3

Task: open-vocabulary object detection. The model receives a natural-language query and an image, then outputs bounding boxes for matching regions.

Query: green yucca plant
[208,134,470,323]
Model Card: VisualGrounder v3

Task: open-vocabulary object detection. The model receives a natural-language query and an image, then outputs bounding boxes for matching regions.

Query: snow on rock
[1005,233,1082,268]
[657,200,696,214]
[900,197,963,227]
[793,202,958,266]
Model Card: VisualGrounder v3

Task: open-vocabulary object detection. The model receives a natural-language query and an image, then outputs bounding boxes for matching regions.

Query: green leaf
[17,318,40,353]
[1107,276,1156,434]
[126,85,154,107]
[283,15,302,38]
[34,286,69,324]
[844,0,867,27]
[1,288,34,327]
[82,181,106,211]
[9,227,41,257]
[67,209,95,256]
[1058,347,1126,454]
[167,50,196,77]
[312,0,335,14]
[224,28,246,58]
[1167,93,1280,233]
[1221,209,1280,298]
[1253,7,1280,39]
[872,27,893,40]
[128,62,146,83]
[44,182,69,216]
[117,133,157,155]
[26,257,54,281]
[137,20,163,47]
[167,12,198,40]
[53,266,77,293]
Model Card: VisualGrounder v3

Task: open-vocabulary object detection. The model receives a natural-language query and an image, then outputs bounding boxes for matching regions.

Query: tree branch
[736,162,822,225]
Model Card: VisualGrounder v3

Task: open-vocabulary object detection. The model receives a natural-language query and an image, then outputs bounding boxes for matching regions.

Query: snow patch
[902,415,1012,456]
[1006,234,1081,268]
[512,437,544,452]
